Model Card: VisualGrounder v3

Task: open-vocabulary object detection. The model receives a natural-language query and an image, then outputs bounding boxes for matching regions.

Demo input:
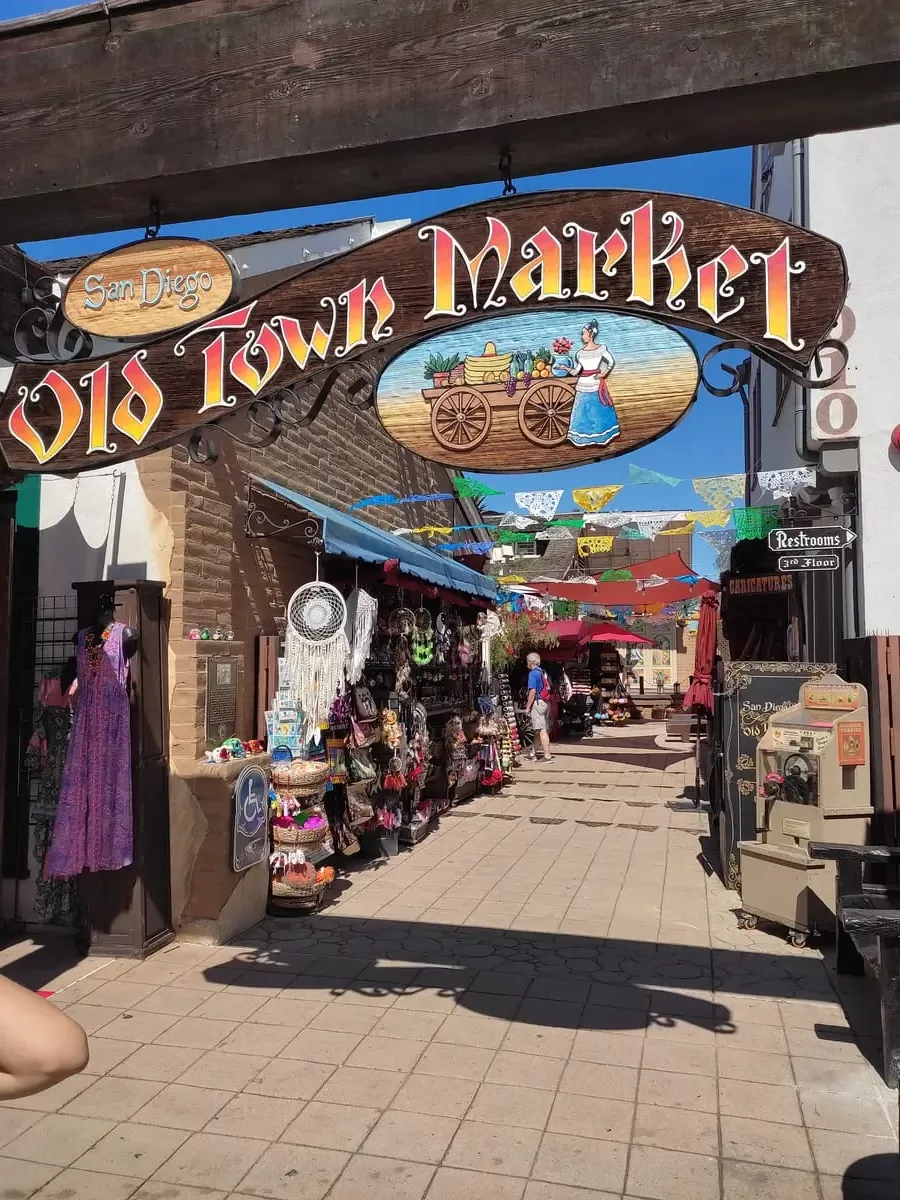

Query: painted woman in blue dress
[566,320,620,447]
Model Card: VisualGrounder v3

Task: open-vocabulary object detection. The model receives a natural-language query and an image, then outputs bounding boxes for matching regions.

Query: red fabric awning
[544,619,590,644]
[535,577,718,607]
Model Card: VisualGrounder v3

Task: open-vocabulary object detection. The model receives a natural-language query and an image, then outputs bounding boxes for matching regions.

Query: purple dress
[45,622,133,877]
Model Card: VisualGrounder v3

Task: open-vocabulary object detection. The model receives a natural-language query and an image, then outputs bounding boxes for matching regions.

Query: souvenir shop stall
[248,488,511,916]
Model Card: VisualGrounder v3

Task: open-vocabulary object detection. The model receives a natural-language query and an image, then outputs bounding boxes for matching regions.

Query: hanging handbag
[352,684,379,722]
[348,746,377,782]
[350,714,379,748]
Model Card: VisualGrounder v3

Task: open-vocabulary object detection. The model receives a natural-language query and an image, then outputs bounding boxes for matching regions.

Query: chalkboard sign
[715,661,834,891]
[232,764,269,873]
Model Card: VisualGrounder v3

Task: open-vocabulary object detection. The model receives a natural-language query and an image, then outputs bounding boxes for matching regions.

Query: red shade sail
[583,622,654,646]
[534,577,717,607]
[684,589,719,711]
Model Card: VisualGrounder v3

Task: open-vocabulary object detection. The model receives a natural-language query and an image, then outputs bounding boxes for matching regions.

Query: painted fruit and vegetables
[424,336,576,394]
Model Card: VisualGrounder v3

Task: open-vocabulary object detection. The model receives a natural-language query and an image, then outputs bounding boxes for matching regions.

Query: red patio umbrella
[684,589,719,711]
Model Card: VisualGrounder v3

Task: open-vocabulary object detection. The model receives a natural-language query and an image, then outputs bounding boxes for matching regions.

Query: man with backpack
[525,652,554,763]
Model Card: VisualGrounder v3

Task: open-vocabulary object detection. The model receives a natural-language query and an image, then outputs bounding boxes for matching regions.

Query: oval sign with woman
[374,308,700,471]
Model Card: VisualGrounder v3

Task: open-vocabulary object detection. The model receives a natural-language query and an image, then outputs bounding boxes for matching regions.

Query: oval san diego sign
[62,236,236,339]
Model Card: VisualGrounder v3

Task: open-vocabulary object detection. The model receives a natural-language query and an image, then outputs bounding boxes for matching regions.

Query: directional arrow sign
[767,527,857,553]
[778,553,840,572]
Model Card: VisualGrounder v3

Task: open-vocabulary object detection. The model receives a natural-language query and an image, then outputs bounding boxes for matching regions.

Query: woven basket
[271,877,328,901]
[274,781,327,801]
[272,761,328,788]
[271,822,329,847]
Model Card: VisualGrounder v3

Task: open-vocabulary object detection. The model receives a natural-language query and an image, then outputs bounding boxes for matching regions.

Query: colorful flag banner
[699,529,737,569]
[499,512,538,529]
[498,529,537,544]
[599,568,633,581]
[515,490,563,520]
[733,505,781,541]
[548,518,585,528]
[454,478,503,499]
[535,526,574,541]
[618,526,647,540]
[628,465,682,487]
[497,574,527,584]
[398,493,454,504]
[692,474,745,508]
[689,508,733,528]
[659,522,695,536]
[392,528,414,537]
[636,517,672,539]
[572,485,623,512]
[675,573,701,584]
[577,536,615,556]
[757,467,815,499]
[349,494,399,510]
[436,541,494,554]
[583,511,635,528]
[635,574,669,591]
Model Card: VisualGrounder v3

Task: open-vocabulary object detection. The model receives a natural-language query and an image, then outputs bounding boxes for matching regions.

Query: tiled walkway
[2,724,898,1200]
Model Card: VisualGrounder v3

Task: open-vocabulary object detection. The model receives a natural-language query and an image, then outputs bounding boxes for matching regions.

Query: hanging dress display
[45,622,133,877]
[28,675,77,923]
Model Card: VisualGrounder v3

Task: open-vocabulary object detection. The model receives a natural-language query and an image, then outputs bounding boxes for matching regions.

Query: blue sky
[9,1,751,579]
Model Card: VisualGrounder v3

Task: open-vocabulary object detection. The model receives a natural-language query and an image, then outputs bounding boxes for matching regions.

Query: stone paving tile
[6,726,893,1200]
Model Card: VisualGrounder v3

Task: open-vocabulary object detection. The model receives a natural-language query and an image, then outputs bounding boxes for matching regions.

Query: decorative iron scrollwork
[244,501,324,546]
[699,342,751,398]
[14,276,95,363]
[699,338,851,396]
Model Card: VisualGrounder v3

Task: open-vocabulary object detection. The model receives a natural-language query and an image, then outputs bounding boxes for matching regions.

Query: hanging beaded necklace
[84,624,112,676]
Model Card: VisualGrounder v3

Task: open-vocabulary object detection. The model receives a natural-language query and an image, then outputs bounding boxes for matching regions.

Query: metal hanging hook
[145,199,161,240]
[499,149,517,197]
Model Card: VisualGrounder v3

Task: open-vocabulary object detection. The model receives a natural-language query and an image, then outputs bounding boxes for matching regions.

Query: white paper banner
[583,509,687,529]
[757,467,815,499]
[535,526,574,541]
[499,511,539,529]
[515,490,564,520]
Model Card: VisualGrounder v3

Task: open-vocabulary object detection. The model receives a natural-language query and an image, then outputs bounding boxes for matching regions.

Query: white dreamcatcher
[477,610,502,685]
[284,563,349,743]
[345,585,378,685]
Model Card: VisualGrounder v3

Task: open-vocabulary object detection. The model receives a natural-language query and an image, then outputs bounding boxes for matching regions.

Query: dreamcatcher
[345,586,378,684]
[283,565,349,744]
[435,608,455,664]
[412,608,434,666]
[388,604,416,640]
[477,610,502,688]
[457,624,476,668]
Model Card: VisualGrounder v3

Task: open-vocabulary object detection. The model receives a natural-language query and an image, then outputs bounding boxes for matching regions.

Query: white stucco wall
[807,128,900,634]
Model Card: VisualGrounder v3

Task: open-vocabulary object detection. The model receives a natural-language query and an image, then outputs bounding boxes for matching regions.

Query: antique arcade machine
[737,674,872,946]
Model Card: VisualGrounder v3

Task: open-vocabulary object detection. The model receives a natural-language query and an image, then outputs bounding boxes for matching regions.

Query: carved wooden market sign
[1,190,847,474]
[62,237,236,339]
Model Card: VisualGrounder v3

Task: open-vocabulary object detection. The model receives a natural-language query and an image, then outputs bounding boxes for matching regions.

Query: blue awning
[252,477,496,601]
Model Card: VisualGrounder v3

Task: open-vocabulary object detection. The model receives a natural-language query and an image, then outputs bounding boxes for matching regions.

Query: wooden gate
[843,637,900,847]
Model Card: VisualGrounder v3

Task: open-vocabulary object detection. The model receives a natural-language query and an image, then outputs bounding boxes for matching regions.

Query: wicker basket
[271,821,329,847]
[271,877,329,901]
[274,781,327,801]
[272,761,328,788]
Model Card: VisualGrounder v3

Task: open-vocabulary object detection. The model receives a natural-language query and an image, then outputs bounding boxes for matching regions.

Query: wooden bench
[808,841,900,1090]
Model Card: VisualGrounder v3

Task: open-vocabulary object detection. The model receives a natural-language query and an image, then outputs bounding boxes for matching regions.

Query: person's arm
[525,672,537,712]
[0,975,89,1100]
[599,345,615,376]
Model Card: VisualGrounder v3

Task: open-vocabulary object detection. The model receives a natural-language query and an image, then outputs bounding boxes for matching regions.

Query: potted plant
[424,352,460,389]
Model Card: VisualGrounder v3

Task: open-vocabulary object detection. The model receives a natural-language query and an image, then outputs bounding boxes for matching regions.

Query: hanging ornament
[572,485,622,512]
[514,490,563,520]
[455,478,502,499]
[733,505,781,541]
[577,535,615,555]
[628,465,681,487]
[283,576,349,743]
[345,587,378,685]
[757,467,815,499]
[689,509,733,528]
[692,474,745,508]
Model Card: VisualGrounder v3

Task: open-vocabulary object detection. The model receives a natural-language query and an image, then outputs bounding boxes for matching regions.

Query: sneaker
[540,755,555,764]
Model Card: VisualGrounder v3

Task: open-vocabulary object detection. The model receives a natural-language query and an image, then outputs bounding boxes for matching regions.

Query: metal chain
[499,150,517,197]
[145,199,161,240]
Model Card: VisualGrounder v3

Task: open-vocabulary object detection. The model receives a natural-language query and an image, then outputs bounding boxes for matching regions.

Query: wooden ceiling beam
[1,0,900,241]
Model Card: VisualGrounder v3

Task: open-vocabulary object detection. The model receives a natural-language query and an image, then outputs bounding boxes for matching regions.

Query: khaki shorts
[530,699,549,732]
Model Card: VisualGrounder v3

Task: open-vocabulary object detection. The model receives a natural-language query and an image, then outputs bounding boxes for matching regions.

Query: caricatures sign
[2,190,847,474]
[63,237,236,340]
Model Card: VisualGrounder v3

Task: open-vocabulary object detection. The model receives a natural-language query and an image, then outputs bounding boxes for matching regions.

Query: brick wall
[151,362,479,936]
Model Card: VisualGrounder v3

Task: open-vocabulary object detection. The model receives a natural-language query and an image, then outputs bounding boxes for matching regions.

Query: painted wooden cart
[422,378,576,451]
